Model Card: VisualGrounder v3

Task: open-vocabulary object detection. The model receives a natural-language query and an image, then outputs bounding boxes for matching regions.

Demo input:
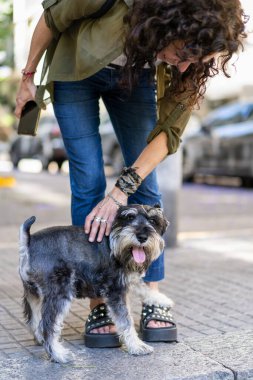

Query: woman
[15,0,247,348]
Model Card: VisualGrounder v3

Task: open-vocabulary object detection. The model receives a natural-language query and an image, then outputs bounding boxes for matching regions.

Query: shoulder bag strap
[87,0,117,19]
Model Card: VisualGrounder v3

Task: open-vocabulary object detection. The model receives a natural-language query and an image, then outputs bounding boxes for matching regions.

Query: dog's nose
[136,233,148,243]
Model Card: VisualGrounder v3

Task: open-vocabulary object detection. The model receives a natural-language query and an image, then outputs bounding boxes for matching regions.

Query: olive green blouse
[40,0,192,155]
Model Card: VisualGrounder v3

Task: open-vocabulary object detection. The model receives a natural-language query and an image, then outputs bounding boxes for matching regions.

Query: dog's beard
[110,226,164,273]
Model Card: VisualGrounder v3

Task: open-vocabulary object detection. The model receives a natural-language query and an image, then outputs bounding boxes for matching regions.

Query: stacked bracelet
[115,166,143,197]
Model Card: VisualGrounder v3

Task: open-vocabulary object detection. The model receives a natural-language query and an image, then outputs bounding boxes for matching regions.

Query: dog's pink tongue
[132,247,146,263]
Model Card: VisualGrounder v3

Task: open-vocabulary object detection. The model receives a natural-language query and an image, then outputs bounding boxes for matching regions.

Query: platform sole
[140,325,177,342]
[84,333,121,348]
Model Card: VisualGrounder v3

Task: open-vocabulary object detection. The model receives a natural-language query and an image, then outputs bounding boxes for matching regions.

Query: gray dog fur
[19,204,174,363]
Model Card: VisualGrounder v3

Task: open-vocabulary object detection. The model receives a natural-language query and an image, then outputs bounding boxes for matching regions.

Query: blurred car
[182,101,253,186]
[9,111,124,174]
[9,115,67,170]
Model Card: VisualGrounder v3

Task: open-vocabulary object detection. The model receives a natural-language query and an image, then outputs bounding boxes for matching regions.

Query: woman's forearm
[132,132,169,179]
[24,13,53,71]
[109,131,168,205]
[15,13,54,118]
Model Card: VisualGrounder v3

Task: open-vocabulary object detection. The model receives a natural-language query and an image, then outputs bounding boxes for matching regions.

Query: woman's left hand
[84,187,127,242]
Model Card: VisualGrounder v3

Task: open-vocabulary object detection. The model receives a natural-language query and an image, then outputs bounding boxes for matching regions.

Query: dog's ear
[151,204,170,234]
[163,217,170,231]
[159,216,170,235]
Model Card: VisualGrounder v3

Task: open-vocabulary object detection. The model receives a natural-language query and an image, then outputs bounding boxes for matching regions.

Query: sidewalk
[1,226,253,379]
[0,174,253,379]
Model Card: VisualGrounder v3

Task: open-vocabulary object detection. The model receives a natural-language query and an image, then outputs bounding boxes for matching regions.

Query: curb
[0,331,252,380]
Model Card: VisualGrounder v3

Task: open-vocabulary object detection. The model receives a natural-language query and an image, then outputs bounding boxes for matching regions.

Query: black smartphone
[17,100,41,136]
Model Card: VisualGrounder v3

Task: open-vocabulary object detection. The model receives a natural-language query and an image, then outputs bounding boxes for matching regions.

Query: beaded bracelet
[21,69,36,80]
[115,166,143,197]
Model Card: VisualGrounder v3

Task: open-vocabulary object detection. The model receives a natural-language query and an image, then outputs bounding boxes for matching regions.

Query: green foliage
[0,74,19,110]
[0,74,19,136]
[0,0,13,66]
[0,1,15,138]
[0,1,13,36]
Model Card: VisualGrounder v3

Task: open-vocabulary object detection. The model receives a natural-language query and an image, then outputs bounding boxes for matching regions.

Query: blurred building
[13,0,41,73]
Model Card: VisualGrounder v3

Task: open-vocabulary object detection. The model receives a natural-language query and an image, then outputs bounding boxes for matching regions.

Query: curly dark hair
[122,0,248,106]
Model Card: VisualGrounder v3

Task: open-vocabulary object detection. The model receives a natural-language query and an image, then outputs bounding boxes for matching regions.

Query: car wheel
[9,149,21,168]
[241,177,253,188]
[182,148,195,182]
[183,173,194,183]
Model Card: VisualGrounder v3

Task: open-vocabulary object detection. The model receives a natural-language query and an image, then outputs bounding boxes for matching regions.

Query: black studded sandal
[84,303,121,348]
[140,304,177,342]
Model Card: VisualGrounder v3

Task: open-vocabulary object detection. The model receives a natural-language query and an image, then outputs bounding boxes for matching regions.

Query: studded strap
[85,303,114,334]
[141,304,176,328]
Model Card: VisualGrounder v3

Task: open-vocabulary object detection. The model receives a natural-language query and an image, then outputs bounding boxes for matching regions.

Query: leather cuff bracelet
[115,167,143,196]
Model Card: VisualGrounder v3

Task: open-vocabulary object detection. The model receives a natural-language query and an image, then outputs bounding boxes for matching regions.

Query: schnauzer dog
[19,204,173,363]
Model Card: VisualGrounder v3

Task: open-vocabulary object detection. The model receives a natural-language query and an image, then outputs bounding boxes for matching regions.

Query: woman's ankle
[90,298,104,310]
[145,281,160,291]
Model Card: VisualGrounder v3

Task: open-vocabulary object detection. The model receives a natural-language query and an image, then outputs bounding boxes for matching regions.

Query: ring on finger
[100,218,107,223]
[94,216,102,222]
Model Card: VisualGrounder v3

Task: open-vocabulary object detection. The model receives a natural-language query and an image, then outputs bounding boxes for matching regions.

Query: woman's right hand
[15,77,37,118]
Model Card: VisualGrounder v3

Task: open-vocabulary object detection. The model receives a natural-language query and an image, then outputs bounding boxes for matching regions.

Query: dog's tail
[19,216,36,282]
[19,216,36,249]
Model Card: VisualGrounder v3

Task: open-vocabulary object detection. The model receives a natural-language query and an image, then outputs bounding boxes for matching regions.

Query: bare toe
[147,320,173,328]
[90,328,98,334]
[109,324,116,334]
[90,324,116,334]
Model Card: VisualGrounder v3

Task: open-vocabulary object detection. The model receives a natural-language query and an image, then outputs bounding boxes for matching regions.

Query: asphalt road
[1,169,253,237]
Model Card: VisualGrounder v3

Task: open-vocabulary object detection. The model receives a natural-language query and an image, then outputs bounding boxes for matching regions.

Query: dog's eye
[126,214,135,221]
[149,218,158,226]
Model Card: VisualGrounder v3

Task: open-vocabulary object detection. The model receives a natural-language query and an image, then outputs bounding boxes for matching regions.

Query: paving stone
[9,329,31,336]
[0,336,15,344]
[20,340,38,348]
[63,335,82,341]
[27,345,45,353]
[0,332,9,338]
[0,342,20,350]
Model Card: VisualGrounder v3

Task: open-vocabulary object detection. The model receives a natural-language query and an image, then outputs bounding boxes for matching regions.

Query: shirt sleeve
[147,63,192,155]
[42,0,105,38]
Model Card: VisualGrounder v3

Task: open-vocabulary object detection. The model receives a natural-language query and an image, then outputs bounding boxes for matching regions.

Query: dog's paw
[128,341,154,356]
[50,347,75,364]
[34,336,44,346]
[34,330,44,345]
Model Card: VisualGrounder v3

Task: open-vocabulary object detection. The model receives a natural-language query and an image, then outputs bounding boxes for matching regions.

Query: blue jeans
[53,67,164,281]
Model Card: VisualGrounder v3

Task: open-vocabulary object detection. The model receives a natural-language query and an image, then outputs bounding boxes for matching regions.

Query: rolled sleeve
[147,99,192,155]
[42,0,60,39]
[42,0,105,37]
